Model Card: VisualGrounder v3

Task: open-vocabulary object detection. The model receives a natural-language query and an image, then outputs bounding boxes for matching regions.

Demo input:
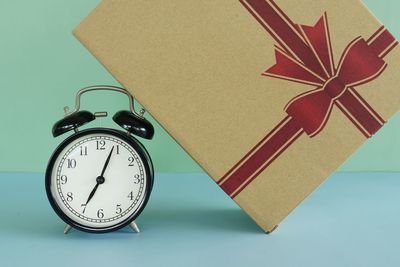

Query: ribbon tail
[263,48,324,86]
[298,13,334,77]
[335,28,397,137]
[240,0,326,76]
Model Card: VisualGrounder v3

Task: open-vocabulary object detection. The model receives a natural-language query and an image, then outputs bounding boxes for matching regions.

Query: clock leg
[64,224,72,234]
[129,221,140,233]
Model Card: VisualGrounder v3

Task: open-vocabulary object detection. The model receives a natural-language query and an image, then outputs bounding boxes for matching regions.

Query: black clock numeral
[97,209,104,219]
[133,174,140,184]
[80,146,88,156]
[81,204,87,214]
[116,145,120,155]
[128,157,134,166]
[96,140,106,150]
[67,159,76,168]
[116,204,122,214]
[127,191,134,200]
[60,175,67,185]
[66,192,73,202]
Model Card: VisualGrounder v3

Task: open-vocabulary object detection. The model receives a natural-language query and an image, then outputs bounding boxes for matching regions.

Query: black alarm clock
[45,85,154,234]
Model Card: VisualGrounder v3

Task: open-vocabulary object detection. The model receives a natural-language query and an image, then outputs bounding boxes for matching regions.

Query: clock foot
[64,224,72,234]
[129,221,140,233]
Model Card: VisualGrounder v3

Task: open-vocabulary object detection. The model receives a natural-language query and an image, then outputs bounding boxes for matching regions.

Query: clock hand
[100,146,114,177]
[82,146,114,213]
[82,182,100,213]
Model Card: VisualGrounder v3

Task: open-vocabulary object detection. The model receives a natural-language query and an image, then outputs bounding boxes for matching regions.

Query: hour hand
[82,183,100,213]
[82,174,105,212]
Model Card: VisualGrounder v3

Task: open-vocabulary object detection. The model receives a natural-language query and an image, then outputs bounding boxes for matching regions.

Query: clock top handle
[67,85,141,117]
[52,85,154,139]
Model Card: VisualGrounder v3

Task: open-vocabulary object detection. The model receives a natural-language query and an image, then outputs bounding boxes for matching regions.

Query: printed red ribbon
[218,0,398,198]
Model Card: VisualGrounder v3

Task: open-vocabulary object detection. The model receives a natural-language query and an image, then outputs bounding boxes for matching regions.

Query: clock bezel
[45,127,154,233]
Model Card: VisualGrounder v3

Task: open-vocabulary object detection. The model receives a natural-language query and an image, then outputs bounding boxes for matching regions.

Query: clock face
[46,128,153,232]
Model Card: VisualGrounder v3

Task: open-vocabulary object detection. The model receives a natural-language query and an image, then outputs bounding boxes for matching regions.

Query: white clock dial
[47,130,151,230]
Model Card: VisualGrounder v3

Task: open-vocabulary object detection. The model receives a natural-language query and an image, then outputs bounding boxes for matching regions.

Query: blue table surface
[0,172,399,267]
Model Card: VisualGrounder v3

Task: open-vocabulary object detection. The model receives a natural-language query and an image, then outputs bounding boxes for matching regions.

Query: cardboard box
[74,0,400,232]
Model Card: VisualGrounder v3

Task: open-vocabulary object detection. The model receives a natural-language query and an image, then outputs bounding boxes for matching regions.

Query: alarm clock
[45,85,154,234]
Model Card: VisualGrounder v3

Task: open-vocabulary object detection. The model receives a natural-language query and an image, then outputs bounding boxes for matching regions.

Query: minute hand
[82,146,115,211]
[100,146,114,177]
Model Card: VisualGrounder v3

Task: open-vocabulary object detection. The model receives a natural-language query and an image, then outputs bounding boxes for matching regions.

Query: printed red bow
[217,0,398,198]
[265,15,387,136]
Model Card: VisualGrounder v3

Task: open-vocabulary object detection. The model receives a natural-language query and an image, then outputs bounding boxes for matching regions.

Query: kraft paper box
[74,0,400,232]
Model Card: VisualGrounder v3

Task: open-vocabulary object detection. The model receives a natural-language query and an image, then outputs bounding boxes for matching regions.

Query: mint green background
[0,0,399,173]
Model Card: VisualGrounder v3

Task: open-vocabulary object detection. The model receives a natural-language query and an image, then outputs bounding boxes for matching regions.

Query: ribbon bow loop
[336,38,386,87]
[276,19,388,137]
[218,0,398,199]
[285,88,333,136]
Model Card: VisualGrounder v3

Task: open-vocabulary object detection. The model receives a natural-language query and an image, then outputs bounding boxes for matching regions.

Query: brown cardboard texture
[74,0,400,232]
